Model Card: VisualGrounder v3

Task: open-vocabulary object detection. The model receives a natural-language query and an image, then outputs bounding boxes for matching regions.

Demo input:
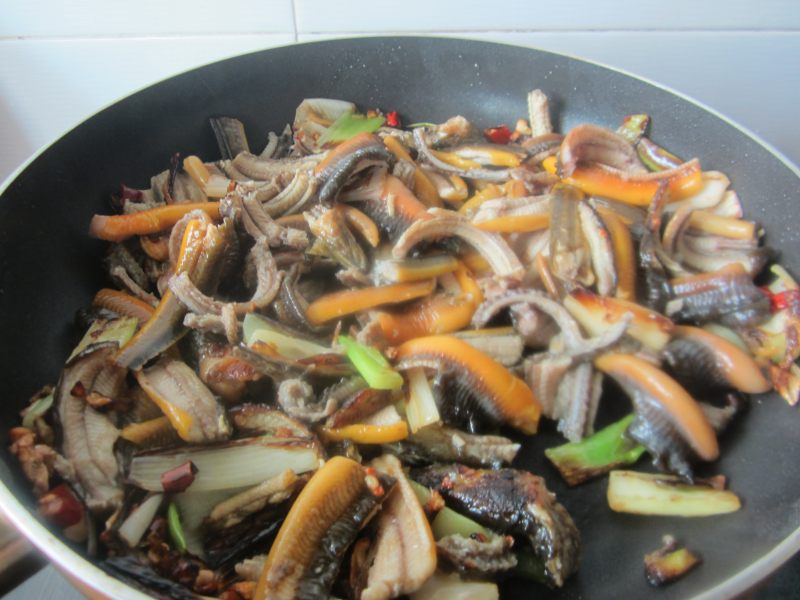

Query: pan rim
[0,34,797,598]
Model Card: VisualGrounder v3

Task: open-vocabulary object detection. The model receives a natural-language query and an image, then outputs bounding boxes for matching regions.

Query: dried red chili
[160,461,198,493]
[483,125,512,145]
[38,484,84,528]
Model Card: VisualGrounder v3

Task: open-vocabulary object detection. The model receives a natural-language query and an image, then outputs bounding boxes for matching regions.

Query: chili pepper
[761,287,800,313]
[386,111,400,128]
[38,484,84,528]
[483,125,512,145]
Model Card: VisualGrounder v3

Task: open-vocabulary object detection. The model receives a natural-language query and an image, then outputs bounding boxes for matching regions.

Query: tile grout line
[290,0,299,42]
[0,28,799,43]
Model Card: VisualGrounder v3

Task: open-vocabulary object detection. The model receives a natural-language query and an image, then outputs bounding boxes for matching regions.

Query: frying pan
[0,36,798,599]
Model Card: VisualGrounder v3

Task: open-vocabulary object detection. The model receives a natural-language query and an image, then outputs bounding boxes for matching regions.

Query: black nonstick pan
[0,36,798,599]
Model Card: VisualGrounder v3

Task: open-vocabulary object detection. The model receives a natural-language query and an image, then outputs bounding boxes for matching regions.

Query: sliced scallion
[545,414,645,486]
[338,335,403,390]
[167,502,187,553]
[22,393,54,430]
[243,313,331,360]
[318,112,384,145]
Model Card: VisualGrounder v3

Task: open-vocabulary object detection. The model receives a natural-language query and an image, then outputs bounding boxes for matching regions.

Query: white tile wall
[0,35,294,178]
[1,0,296,36]
[294,0,800,32]
[1,2,799,182]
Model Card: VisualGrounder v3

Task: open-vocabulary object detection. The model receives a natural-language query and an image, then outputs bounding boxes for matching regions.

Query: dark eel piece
[412,463,580,587]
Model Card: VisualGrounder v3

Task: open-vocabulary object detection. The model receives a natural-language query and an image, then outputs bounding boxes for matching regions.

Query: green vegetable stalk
[167,502,187,553]
[22,392,54,430]
[616,114,650,144]
[319,112,385,145]
[67,316,139,362]
[338,335,403,390]
[637,137,683,172]
[616,113,683,172]
[409,480,489,540]
[545,414,645,486]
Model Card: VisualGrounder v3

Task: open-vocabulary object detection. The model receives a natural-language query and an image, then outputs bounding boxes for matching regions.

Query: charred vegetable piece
[254,456,393,600]
[607,470,740,516]
[413,464,580,587]
[545,414,646,486]
[595,353,718,480]
[339,335,403,390]
[243,313,331,359]
[359,455,437,600]
[644,535,702,586]
[128,436,321,492]
[67,316,138,362]
[663,325,771,394]
[306,279,436,325]
[88,202,221,241]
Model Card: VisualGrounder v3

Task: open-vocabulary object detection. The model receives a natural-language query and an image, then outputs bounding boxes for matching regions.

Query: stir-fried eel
[11,91,797,598]
[255,456,393,600]
[413,464,580,587]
